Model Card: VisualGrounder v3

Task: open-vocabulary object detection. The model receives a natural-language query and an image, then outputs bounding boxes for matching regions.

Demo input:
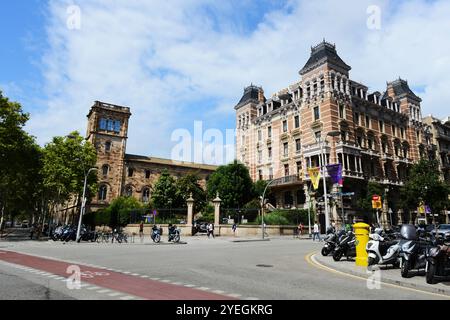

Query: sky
[1,0,450,165]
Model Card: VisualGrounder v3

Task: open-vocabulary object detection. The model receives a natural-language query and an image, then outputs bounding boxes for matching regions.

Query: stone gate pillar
[186,193,194,228]
[213,193,221,228]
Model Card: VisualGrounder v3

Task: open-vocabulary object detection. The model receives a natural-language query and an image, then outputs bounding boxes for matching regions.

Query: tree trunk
[0,205,5,233]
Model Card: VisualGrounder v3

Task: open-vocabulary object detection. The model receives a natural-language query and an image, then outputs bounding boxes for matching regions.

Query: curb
[313,254,450,297]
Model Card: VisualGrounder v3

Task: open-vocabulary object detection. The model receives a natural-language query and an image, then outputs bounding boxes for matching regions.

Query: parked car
[431,224,450,241]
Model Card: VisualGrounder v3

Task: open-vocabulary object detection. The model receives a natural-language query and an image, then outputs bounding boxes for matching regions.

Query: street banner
[308,167,321,190]
[326,164,342,186]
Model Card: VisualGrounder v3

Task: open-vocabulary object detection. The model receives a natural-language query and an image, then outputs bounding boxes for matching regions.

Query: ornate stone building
[235,41,437,225]
[423,115,450,183]
[86,101,217,212]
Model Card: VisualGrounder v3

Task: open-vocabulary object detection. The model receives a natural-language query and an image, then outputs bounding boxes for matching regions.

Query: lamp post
[76,167,98,243]
[261,179,277,240]
[316,130,340,231]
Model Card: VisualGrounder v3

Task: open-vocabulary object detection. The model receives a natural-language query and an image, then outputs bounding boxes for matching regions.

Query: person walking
[139,221,144,243]
[207,223,215,239]
[313,221,321,242]
[232,222,237,237]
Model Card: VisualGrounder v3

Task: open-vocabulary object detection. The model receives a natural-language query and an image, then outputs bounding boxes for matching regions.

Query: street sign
[153,210,157,216]
[372,195,382,209]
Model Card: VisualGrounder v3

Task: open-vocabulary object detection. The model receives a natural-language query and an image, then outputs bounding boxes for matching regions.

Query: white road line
[140,275,149,278]
[150,277,160,281]
[55,277,65,280]
[79,283,90,288]
[212,290,225,294]
[245,297,260,300]
[161,279,172,283]
[119,296,135,300]
[108,292,121,297]
[227,293,242,298]
[97,289,111,294]
[198,287,210,291]
[46,275,58,278]
[131,273,140,276]
[87,286,101,290]
[184,284,196,288]
[123,271,131,274]
[172,282,183,285]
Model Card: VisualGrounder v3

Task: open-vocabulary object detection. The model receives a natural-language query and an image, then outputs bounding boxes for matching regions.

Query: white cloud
[25,0,450,164]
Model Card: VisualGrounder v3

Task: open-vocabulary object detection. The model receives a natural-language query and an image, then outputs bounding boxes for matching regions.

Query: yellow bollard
[353,222,370,267]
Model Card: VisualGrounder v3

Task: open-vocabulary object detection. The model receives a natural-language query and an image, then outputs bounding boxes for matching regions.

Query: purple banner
[326,164,343,186]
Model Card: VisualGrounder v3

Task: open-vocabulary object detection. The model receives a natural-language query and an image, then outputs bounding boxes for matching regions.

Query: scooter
[151,226,162,243]
[366,232,401,267]
[321,229,345,256]
[333,231,356,261]
[168,226,181,243]
[426,242,450,284]
[399,224,429,278]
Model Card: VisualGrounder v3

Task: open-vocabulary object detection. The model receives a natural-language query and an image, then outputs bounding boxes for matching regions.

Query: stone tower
[86,101,131,211]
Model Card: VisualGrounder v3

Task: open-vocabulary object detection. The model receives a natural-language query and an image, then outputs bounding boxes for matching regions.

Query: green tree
[41,131,97,227]
[151,170,182,209]
[400,159,449,223]
[0,91,42,230]
[105,196,143,228]
[175,173,207,213]
[206,160,255,209]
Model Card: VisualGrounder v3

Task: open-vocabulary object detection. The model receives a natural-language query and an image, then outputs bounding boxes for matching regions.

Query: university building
[85,101,217,212]
[235,40,441,225]
[423,116,450,184]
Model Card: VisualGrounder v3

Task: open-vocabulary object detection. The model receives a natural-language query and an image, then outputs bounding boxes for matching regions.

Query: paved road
[0,237,448,300]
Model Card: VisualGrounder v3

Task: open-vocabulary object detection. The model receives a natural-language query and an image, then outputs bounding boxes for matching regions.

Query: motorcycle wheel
[333,251,343,262]
[368,256,376,266]
[426,262,437,284]
[153,234,161,243]
[393,260,400,269]
[174,234,180,243]
[321,247,330,256]
[401,258,410,278]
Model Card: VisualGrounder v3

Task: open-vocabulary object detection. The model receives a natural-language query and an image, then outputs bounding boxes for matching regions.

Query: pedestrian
[139,221,144,243]
[207,223,215,238]
[313,221,321,242]
[300,222,304,236]
[232,222,237,237]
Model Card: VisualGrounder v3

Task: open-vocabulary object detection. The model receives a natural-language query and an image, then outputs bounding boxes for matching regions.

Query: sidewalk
[314,253,450,296]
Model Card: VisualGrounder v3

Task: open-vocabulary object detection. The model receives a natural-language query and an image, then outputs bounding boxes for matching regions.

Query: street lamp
[316,130,340,231]
[76,167,98,243]
[261,179,277,240]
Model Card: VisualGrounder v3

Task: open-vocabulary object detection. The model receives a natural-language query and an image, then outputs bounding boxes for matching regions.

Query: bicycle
[111,231,128,243]
[96,232,110,243]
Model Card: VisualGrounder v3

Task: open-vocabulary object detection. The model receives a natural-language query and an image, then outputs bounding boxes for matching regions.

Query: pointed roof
[382,78,421,102]
[300,40,351,75]
[235,84,265,109]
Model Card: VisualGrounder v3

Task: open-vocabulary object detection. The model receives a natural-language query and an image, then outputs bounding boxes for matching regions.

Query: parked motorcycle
[366,229,401,267]
[168,225,181,243]
[333,231,356,261]
[151,225,162,243]
[399,224,430,278]
[321,229,345,256]
[51,225,65,241]
[60,225,77,242]
[426,238,450,284]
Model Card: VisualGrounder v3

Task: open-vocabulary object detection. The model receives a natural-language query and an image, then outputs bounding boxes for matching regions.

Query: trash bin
[353,222,370,267]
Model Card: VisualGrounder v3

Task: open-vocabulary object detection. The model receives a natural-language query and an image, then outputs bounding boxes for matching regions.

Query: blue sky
[1,0,450,165]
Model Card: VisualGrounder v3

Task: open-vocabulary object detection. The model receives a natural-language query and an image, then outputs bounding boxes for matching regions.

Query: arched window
[125,186,133,197]
[102,165,109,177]
[142,188,150,203]
[98,185,108,201]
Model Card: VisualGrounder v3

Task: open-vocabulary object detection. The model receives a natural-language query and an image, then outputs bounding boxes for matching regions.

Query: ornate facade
[86,101,217,212]
[235,41,438,224]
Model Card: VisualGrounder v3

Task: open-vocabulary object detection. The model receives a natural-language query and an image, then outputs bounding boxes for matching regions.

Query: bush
[256,212,290,225]
[255,209,310,225]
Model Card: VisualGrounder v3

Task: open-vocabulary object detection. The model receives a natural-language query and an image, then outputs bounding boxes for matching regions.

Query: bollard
[353,222,370,267]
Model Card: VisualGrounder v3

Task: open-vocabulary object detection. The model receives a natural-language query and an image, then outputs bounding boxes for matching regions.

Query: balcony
[381,153,394,161]
[291,128,301,136]
[280,132,289,140]
[270,175,301,187]
[302,141,330,157]
[361,149,380,157]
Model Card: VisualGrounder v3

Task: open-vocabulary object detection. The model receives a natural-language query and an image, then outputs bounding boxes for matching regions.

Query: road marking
[212,290,225,294]
[123,271,131,274]
[161,279,172,283]
[227,293,242,298]
[140,275,149,278]
[305,252,450,299]
[245,297,260,300]
[108,292,121,297]
[97,289,111,294]
[131,273,140,276]
[120,296,135,300]
[172,282,183,285]
[198,287,210,291]
[184,284,196,288]
[87,286,101,290]
[150,277,160,281]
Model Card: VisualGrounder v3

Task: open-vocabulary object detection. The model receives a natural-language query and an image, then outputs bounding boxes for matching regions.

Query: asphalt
[0,236,449,300]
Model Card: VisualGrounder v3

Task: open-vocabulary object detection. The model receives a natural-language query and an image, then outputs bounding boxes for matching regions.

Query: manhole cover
[256,264,273,268]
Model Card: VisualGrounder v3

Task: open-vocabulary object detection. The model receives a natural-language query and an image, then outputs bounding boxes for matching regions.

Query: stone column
[186,193,194,230]
[381,195,389,229]
[213,193,221,229]
[397,209,403,225]
[358,157,363,173]
[345,154,350,173]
